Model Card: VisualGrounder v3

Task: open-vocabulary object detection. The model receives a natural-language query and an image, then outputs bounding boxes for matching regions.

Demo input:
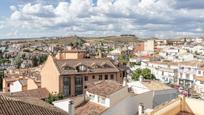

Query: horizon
[0,0,204,39]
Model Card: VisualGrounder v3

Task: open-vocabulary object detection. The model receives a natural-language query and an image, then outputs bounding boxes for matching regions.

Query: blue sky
[0,0,204,39]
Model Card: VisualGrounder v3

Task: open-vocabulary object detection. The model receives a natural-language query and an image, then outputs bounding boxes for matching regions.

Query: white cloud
[1,0,204,38]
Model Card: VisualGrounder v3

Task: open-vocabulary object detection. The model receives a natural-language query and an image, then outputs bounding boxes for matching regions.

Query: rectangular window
[111,74,114,79]
[198,71,201,74]
[75,76,83,95]
[92,75,95,79]
[84,76,88,81]
[63,77,71,97]
[105,75,108,80]
[99,75,103,80]
[89,94,95,101]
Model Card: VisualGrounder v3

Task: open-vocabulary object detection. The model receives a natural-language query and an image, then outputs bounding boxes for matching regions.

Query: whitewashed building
[141,61,178,83]
[178,61,204,89]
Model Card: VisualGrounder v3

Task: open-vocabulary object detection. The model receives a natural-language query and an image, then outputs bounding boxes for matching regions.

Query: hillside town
[1,36,204,115]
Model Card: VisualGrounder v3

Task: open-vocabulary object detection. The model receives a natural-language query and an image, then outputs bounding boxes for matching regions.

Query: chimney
[68,100,75,115]
[139,75,144,82]
[123,77,127,86]
[138,103,144,115]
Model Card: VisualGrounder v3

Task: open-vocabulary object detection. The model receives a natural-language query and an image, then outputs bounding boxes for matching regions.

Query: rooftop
[141,80,172,91]
[54,58,119,75]
[178,61,204,67]
[4,67,41,83]
[87,80,124,97]
[176,111,194,115]
[194,76,204,82]
[149,61,178,66]
[75,101,107,115]
[3,88,49,99]
[61,49,86,53]
[0,95,67,115]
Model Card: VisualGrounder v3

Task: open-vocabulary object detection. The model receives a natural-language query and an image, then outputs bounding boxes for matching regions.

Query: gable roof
[3,88,49,99]
[141,80,172,91]
[0,95,68,115]
[87,80,124,97]
[54,58,119,75]
[76,101,107,115]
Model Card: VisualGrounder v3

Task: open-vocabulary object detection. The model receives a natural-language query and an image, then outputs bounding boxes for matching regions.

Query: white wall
[101,90,178,115]
[53,100,70,113]
[86,92,110,107]
[102,91,154,115]
[10,80,22,93]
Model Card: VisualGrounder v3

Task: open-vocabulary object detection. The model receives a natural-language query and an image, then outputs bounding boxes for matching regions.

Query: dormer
[75,63,87,72]
[62,63,74,70]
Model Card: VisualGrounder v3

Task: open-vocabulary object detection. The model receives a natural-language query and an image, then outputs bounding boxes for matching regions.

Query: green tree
[32,55,47,67]
[39,55,48,64]
[14,55,22,68]
[71,38,85,48]
[45,93,64,104]
[132,68,142,80]
[118,54,129,64]
[32,56,38,67]
[132,68,155,80]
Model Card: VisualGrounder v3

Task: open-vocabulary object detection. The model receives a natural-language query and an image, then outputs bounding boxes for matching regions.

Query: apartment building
[53,78,178,115]
[141,61,178,83]
[53,80,129,115]
[41,50,126,97]
[178,61,204,89]
[194,66,204,97]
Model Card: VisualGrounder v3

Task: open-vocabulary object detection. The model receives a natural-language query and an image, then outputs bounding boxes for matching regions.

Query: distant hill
[46,36,86,45]
[85,36,139,43]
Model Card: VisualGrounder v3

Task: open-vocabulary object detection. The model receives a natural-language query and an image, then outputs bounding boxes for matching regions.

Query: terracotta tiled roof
[141,80,172,90]
[87,80,123,97]
[54,58,119,75]
[176,111,194,115]
[3,88,49,99]
[61,50,86,53]
[178,61,204,67]
[195,76,204,82]
[0,95,68,115]
[149,61,178,66]
[76,101,107,115]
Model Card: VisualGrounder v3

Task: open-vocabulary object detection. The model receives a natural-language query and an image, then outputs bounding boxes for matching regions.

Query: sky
[0,0,204,39]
